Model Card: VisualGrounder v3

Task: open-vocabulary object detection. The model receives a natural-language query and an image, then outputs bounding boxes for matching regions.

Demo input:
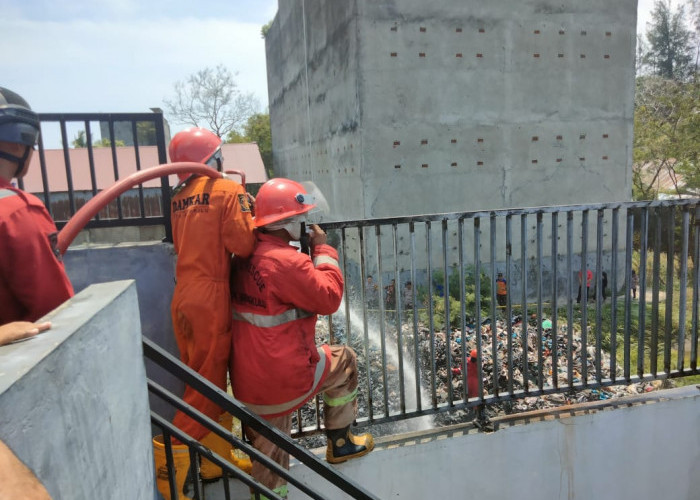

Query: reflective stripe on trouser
[244,345,358,492]
[172,281,231,441]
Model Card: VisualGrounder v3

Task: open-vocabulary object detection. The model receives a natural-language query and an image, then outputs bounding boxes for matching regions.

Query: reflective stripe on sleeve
[0,189,18,200]
[232,307,314,328]
[238,347,327,416]
[323,388,358,407]
[313,255,338,268]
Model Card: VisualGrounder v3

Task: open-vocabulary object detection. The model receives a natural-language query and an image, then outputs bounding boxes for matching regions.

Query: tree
[633,76,700,199]
[164,65,259,138]
[226,112,273,178]
[642,1,694,80]
[72,130,86,148]
[72,131,125,148]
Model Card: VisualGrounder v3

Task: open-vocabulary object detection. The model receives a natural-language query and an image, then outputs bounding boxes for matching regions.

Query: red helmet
[254,178,316,228]
[168,127,222,182]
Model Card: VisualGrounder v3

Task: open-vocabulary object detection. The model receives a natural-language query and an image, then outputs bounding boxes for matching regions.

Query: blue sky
[2,0,278,116]
[1,0,664,146]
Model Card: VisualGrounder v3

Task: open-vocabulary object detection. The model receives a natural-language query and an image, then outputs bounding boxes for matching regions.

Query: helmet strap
[0,146,31,178]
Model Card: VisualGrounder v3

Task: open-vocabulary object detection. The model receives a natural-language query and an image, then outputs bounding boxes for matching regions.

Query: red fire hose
[57,163,247,254]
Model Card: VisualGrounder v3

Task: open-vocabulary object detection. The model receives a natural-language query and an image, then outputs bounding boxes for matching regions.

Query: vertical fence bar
[692,206,700,371]
[131,120,147,218]
[359,227,373,422]
[536,212,544,390]
[85,121,99,217]
[610,208,619,381]
[521,214,529,393]
[458,218,468,402]
[664,207,675,374]
[505,215,514,395]
[651,208,662,376]
[624,209,634,381]
[489,214,498,397]
[566,212,574,389]
[594,209,604,384]
[474,218,483,399]
[678,208,689,371]
[580,210,589,385]
[340,228,351,347]
[59,119,77,216]
[107,118,123,219]
[551,212,559,389]
[442,219,453,405]
[153,113,173,242]
[393,223,406,413]
[638,207,649,378]
[409,222,422,410]
[426,222,437,408]
[374,225,389,417]
[36,132,53,219]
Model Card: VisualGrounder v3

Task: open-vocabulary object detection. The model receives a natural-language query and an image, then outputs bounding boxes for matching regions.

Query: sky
[0,0,678,146]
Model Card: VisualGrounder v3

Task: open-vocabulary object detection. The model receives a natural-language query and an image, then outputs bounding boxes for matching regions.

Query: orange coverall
[170,175,255,440]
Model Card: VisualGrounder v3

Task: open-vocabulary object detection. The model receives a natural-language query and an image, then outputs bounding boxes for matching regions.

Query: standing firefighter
[230,178,374,498]
[152,127,255,499]
[0,87,74,323]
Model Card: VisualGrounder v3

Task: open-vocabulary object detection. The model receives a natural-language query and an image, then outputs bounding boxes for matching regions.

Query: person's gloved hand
[308,224,326,248]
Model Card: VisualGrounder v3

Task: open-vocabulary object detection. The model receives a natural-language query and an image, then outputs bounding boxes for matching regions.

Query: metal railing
[144,338,378,500]
[292,199,700,433]
[25,113,173,240]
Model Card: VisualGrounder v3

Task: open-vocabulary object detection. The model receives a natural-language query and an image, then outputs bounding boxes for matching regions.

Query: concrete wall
[0,281,155,500]
[64,242,183,423]
[266,0,636,221]
[286,386,700,500]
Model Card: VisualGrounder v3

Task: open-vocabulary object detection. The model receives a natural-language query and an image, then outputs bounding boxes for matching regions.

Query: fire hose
[57,162,246,255]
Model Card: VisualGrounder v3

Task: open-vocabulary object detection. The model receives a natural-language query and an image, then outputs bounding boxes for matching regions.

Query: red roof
[22,142,268,193]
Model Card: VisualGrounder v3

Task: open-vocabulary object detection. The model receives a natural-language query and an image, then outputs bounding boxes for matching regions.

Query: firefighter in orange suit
[229,178,374,498]
[0,87,73,324]
[152,127,255,498]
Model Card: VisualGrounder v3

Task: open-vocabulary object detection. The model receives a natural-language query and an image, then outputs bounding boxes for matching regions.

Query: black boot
[325,426,374,464]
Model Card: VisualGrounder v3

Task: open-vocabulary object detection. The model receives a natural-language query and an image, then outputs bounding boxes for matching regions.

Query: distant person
[602,271,608,301]
[496,272,507,306]
[576,268,593,304]
[384,279,396,310]
[366,275,379,308]
[402,281,414,310]
[0,87,74,324]
[630,269,638,299]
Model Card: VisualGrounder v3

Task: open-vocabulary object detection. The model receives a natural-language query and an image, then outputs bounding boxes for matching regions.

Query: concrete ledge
[286,386,700,499]
[0,281,155,500]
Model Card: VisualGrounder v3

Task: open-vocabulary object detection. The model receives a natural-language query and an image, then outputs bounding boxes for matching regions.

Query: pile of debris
[296,313,672,441]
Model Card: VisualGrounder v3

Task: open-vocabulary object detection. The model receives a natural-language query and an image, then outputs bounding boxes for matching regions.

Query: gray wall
[64,242,183,423]
[286,386,700,500]
[0,281,155,500]
[266,0,636,220]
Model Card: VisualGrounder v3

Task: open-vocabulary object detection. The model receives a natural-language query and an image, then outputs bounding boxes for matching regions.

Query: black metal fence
[24,112,173,240]
[304,199,700,432]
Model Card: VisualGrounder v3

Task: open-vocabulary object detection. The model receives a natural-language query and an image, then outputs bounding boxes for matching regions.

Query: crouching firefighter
[152,127,255,500]
[229,178,374,498]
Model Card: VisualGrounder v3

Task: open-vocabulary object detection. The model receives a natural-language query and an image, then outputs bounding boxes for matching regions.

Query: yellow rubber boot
[231,416,253,474]
[199,412,234,482]
[153,435,192,500]
[326,426,375,464]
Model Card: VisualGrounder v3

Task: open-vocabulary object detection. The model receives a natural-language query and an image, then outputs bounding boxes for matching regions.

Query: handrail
[143,337,380,500]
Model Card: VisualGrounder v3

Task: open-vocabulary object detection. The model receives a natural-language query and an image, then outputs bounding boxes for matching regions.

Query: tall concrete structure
[265,0,637,221]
